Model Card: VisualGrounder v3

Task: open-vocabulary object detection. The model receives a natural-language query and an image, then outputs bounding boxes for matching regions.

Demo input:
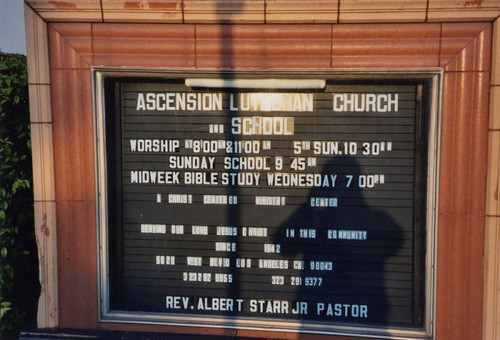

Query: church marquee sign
[94,70,440,339]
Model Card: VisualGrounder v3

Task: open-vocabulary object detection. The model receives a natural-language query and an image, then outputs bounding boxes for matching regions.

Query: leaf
[1,247,7,258]
[12,180,19,193]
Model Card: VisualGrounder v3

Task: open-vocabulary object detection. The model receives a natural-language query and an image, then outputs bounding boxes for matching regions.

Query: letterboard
[104,77,429,331]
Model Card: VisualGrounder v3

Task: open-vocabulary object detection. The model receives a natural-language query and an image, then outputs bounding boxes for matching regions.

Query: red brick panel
[436,214,486,338]
[51,69,95,202]
[195,25,332,68]
[439,72,490,215]
[331,23,441,68]
[48,23,91,69]
[51,68,98,328]
[436,70,490,340]
[92,23,196,67]
[56,201,98,328]
[441,22,492,71]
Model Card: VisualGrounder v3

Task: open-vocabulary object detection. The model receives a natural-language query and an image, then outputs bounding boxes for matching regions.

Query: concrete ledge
[25,0,500,23]
[20,328,257,340]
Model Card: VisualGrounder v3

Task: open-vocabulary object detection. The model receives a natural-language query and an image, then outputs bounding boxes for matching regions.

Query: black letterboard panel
[105,79,428,330]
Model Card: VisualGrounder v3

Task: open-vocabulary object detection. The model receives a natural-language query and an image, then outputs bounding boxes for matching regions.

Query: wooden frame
[24,1,498,339]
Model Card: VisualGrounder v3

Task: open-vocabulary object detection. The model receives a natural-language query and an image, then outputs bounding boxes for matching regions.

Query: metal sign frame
[93,68,442,340]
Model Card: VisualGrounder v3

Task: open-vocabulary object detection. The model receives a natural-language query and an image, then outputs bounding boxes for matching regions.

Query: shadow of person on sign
[274,155,405,328]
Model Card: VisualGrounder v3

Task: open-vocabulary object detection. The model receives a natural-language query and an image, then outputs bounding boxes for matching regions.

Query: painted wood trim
[428,0,500,22]
[486,128,500,217]
[265,0,339,23]
[491,86,500,131]
[484,216,500,340]
[34,201,59,328]
[339,0,427,23]
[24,0,500,23]
[25,3,59,329]
[30,123,55,203]
[24,3,50,84]
[183,0,265,23]
[102,1,182,23]
[24,0,103,22]
[483,16,500,340]
[493,19,500,86]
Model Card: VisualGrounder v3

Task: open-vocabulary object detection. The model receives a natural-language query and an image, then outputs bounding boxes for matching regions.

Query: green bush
[0,51,39,337]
